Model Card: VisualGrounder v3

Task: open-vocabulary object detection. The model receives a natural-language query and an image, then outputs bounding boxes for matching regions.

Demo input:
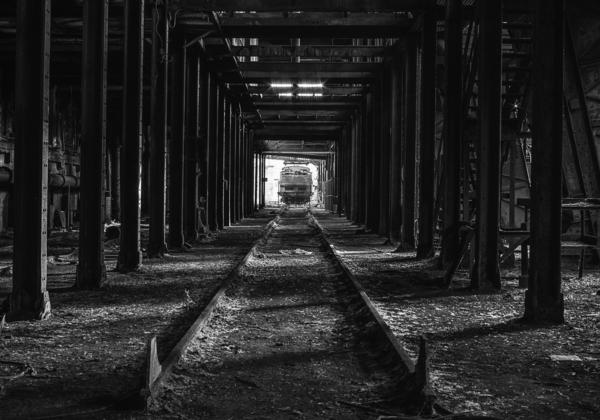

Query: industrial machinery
[279,165,312,205]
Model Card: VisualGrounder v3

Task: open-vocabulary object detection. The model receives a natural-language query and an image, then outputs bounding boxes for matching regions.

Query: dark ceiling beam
[203,13,411,37]
[173,0,429,12]
[255,101,359,110]
[254,133,335,141]
[232,62,379,80]
[248,86,367,95]
[261,118,347,124]
[231,45,387,59]
[255,127,341,135]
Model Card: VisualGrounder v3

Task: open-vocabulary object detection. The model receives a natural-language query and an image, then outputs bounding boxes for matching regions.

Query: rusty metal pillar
[9,0,52,319]
[379,70,391,237]
[148,0,168,257]
[368,86,380,231]
[401,35,418,249]
[207,77,219,230]
[350,116,358,222]
[390,56,403,243]
[184,52,201,242]
[216,87,225,229]
[76,0,108,290]
[223,99,232,227]
[167,33,186,248]
[199,65,210,234]
[117,0,144,272]
[441,0,463,268]
[472,0,502,290]
[524,0,565,323]
[109,142,121,221]
[417,8,437,259]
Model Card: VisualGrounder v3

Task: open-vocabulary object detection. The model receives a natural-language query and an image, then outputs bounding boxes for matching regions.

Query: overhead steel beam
[255,101,360,109]
[255,133,334,141]
[173,0,428,12]
[231,45,387,58]
[208,13,410,37]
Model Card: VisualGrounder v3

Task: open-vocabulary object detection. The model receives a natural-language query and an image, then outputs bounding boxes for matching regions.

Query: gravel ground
[150,210,407,419]
[0,213,274,419]
[316,211,600,420]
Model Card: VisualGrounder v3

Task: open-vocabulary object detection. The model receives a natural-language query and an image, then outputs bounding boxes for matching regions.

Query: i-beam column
[168,32,186,248]
[389,56,402,243]
[401,34,418,250]
[9,0,52,319]
[440,0,463,268]
[148,0,168,257]
[417,7,437,259]
[117,0,144,272]
[525,0,565,323]
[184,52,201,242]
[76,0,108,290]
[472,0,502,290]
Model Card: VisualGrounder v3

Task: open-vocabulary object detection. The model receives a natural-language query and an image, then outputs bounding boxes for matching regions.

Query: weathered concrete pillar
[184,53,201,241]
[417,8,437,259]
[472,0,502,290]
[117,0,144,272]
[401,35,418,250]
[524,0,565,323]
[9,0,52,319]
[147,0,168,257]
[76,0,108,290]
[167,33,186,249]
[440,0,463,268]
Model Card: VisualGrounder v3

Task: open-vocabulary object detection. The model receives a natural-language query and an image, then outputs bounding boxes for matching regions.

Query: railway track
[147,209,444,418]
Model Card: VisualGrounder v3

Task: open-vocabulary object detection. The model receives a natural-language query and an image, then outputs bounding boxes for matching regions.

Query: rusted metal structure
[0,0,598,327]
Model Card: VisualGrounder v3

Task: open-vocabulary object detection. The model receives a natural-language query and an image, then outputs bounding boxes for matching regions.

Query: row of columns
[334,39,421,252]
[331,0,565,323]
[8,0,254,321]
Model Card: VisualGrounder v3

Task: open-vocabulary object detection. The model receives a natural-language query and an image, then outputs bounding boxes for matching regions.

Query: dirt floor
[149,211,407,419]
[316,211,600,420]
[0,212,274,419]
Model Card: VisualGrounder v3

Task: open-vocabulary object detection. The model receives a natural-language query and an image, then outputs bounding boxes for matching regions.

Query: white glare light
[297,82,323,88]
[271,83,293,88]
[278,92,293,97]
[297,92,314,97]
[313,93,323,97]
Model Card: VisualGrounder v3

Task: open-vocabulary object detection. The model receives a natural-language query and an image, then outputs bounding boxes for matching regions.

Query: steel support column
[417,8,437,259]
[208,77,219,230]
[9,0,52,319]
[440,0,463,268]
[524,0,565,323]
[472,0,502,290]
[184,53,201,241]
[167,33,186,248]
[117,0,144,272]
[148,0,168,257]
[379,70,391,237]
[216,88,225,229]
[223,99,232,227]
[199,67,210,234]
[401,34,418,249]
[389,57,402,243]
[76,0,108,290]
